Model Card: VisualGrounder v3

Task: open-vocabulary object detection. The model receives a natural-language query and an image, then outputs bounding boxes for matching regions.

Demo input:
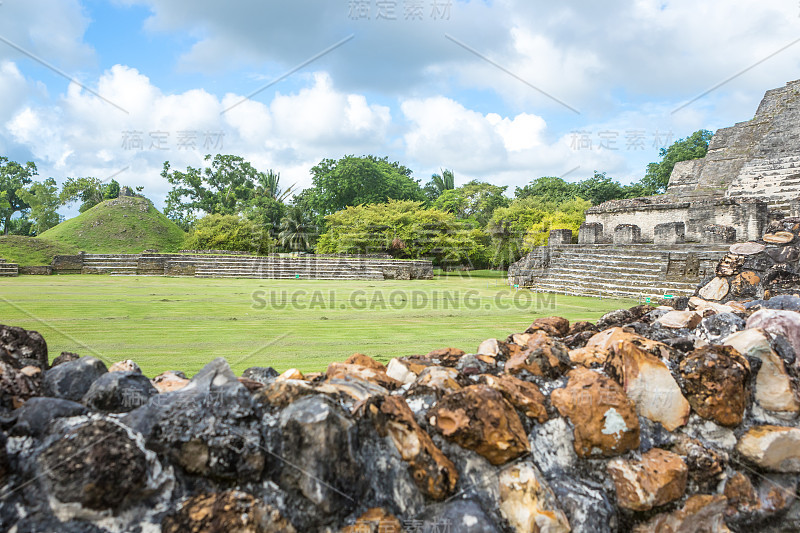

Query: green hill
[39,196,186,254]
[0,236,80,266]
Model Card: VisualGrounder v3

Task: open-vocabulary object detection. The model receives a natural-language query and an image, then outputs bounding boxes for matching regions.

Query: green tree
[488,196,591,266]
[60,177,111,212]
[316,200,486,267]
[0,157,37,234]
[433,180,510,226]
[423,168,456,200]
[104,179,121,200]
[297,155,425,225]
[163,154,263,228]
[642,129,713,193]
[514,176,578,203]
[18,177,63,235]
[183,214,274,254]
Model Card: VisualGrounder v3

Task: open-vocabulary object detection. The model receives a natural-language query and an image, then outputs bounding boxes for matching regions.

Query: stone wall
[586,197,766,242]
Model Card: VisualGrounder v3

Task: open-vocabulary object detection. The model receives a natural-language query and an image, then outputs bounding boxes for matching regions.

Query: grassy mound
[0,236,79,266]
[39,196,186,254]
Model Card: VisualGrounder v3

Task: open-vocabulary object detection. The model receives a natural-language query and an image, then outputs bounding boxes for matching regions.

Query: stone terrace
[51,253,433,281]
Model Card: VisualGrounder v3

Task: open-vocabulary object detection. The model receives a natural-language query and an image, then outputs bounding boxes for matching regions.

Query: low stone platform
[49,253,433,281]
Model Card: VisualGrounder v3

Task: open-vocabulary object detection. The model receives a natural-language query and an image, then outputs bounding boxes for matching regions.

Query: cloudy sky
[1,0,800,211]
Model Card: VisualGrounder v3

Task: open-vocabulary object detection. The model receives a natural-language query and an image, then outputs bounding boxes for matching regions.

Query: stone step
[0,263,19,277]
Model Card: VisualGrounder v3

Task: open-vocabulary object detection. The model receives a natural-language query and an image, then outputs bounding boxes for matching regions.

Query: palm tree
[431,168,455,195]
[279,207,315,251]
[257,170,296,203]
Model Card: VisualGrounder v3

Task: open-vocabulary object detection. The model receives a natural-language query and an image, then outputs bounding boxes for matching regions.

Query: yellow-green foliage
[317,200,487,265]
[183,214,275,254]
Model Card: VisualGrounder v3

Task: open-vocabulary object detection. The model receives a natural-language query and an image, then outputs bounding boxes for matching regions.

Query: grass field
[0,272,634,377]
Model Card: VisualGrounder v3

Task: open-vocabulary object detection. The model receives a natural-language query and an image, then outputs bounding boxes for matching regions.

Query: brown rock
[151,370,189,393]
[478,374,548,423]
[723,471,795,522]
[763,231,795,244]
[656,310,703,329]
[498,462,570,533]
[51,351,79,367]
[326,362,400,390]
[584,327,674,360]
[509,333,533,347]
[366,395,457,500]
[699,277,730,301]
[730,242,766,255]
[108,359,141,373]
[672,435,727,489]
[716,253,745,277]
[344,353,386,372]
[736,425,800,472]
[567,321,598,336]
[724,329,799,413]
[506,330,571,378]
[679,345,750,427]
[424,347,465,366]
[162,490,295,533]
[634,494,730,533]
[568,346,609,367]
[526,316,570,337]
[428,384,529,465]
[0,361,40,409]
[276,368,304,381]
[550,367,640,457]
[607,448,688,511]
[730,271,761,297]
[256,379,319,409]
[604,339,690,431]
[689,297,742,316]
[340,508,403,533]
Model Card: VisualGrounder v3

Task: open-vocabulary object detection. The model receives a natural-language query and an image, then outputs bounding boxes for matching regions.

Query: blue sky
[2,0,800,211]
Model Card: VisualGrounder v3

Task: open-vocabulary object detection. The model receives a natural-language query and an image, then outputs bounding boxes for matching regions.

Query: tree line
[0,129,712,267]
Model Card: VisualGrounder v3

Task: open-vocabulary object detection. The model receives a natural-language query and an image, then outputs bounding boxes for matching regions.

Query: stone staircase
[728,156,800,213]
[193,256,386,280]
[81,254,141,275]
[514,245,729,299]
[0,258,19,277]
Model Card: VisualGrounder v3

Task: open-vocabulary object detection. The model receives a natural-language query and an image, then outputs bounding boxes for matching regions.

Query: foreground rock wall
[2,292,800,532]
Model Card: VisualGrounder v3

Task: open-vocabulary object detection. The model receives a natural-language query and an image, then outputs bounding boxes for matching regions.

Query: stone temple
[509,80,800,298]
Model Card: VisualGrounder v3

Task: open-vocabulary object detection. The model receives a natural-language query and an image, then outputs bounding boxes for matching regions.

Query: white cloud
[4,66,394,205]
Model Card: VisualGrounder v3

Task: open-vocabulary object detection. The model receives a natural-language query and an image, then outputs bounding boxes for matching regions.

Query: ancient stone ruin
[2,292,800,531]
[510,80,800,298]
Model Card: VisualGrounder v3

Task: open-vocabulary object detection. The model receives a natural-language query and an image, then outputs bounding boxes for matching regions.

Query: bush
[183,214,275,254]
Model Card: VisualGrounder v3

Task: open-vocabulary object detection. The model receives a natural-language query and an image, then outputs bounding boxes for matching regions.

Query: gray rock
[82,371,157,413]
[695,312,746,343]
[415,498,500,532]
[549,477,618,533]
[51,351,80,367]
[596,308,634,330]
[7,397,88,437]
[455,354,495,376]
[242,366,279,384]
[529,417,577,477]
[745,294,800,311]
[123,358,263,482]
[42,357,107,401]
[272,395,361,522]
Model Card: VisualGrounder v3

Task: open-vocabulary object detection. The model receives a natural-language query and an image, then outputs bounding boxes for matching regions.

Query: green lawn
[0,272,634,377]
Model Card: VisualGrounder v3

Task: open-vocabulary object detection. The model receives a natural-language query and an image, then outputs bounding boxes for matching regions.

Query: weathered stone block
[548,229,573,246]
[654,222,686,245]
[613,224,641,244]
[702,224,736,244]
[791,197,800,217]
[578,222,603,244]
